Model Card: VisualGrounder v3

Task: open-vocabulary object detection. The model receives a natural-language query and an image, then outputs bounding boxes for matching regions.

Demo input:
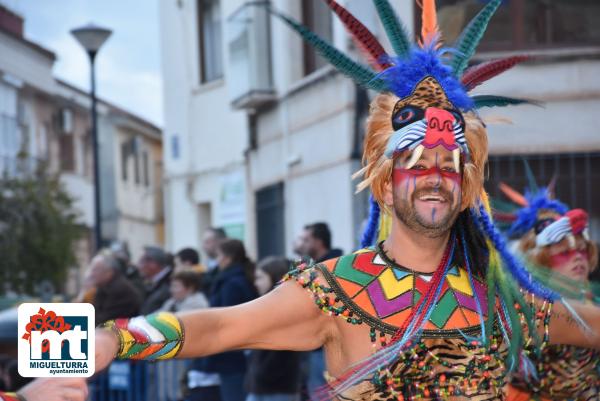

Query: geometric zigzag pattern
[321,249,488,330]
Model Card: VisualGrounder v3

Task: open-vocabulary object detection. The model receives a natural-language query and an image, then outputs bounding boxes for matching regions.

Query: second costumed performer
[494,181,600,401]
[25,1,600,401]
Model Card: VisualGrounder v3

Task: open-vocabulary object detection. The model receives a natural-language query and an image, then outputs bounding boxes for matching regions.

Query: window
[198,0,223,83]
[59,134,74,172]
[143,151,150,187]
[0,81,20,174]
[302,0,333,76]
[485,152,600,241]
[120,142,129,182]
[171,135,179,159]
[133,148,140,185]
[255,183,285,259]
[428,0,600,52]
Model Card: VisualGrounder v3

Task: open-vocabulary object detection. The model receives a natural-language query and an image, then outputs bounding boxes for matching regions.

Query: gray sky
[3,0,163,126]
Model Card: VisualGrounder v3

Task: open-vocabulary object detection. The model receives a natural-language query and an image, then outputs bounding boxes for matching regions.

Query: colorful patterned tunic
[286,246,551,401]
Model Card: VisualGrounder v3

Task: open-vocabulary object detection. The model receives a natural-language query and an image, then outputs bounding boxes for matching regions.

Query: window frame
[197,0,224,84]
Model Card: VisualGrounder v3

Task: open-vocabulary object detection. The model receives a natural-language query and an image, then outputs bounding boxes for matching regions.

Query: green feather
[451,0,502,77]
[494,265,523,369]
[372,0,411,58]
[473,95,541,109]
[491,198,519,213]
[522,159,539,193]
[269,8,388,91]
[485,257,497,349]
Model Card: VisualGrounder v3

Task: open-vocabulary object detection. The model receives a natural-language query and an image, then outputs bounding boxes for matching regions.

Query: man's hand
[95,327,120,372]
[17,377,88,401]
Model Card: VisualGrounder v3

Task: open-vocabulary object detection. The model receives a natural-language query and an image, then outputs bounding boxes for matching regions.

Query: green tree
[0,158,83,295]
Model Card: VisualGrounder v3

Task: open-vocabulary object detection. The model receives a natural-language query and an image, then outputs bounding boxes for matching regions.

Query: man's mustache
[412,186,453,203]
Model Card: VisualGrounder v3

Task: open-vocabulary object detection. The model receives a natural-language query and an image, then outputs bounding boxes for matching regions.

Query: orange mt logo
[22,307,73,355]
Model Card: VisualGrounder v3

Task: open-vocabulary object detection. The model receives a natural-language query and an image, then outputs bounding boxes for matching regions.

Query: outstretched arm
[96,279,333,372]
[178,279,331,356]
[548,300,600,349]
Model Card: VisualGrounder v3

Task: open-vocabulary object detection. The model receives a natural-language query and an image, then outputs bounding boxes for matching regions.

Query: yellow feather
[377,211,392,243]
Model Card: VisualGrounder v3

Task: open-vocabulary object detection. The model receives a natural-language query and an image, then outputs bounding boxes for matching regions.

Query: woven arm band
[101,312,185,360]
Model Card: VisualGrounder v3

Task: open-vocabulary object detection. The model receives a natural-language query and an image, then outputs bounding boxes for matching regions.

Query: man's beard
[393,186,460,238]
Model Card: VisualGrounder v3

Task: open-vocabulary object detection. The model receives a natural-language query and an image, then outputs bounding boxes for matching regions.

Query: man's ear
[383,178,394,207]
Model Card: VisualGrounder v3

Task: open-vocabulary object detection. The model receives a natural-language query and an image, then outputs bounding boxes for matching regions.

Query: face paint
[393,166,461,186]
[548,249,589,269]
[390,150,462,238]
[545,235,591,281]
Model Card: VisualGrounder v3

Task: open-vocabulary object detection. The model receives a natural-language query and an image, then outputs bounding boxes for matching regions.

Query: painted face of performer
[546,234,590,281]
[391,145,462,238]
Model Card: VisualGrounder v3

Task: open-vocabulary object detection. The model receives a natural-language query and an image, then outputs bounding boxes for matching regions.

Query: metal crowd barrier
[89,359,192,401]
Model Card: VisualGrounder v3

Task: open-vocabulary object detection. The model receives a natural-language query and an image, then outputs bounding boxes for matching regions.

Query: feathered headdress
[268,1,563,397]
[266,0,535,247]
[495,177,589,248]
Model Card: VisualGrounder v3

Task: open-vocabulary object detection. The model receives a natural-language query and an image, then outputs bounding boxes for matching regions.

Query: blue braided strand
[360,195,381,248]
[473,205,559,301]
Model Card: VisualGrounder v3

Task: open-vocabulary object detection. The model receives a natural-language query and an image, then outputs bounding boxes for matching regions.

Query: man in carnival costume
[493,181,600,400]
[10,1,600,401]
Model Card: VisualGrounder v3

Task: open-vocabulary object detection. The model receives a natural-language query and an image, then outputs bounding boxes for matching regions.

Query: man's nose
[423,168,443,187]
[573,249,586,261]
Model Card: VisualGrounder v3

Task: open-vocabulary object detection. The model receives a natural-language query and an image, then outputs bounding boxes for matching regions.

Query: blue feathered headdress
[268,0,535,113]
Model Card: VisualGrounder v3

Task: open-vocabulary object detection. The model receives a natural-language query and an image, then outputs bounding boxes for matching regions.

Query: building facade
[160,0,249,257]
[0,4,164,295]
[160,0,600,260]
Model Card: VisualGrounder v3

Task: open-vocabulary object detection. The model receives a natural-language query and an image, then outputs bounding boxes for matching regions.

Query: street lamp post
[71,23,112,252]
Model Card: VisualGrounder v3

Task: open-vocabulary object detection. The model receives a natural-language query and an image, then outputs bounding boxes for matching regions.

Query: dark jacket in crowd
[200,267,219,297]
[245,350,302,394]
[119,262,147,301]
[93,272,142,325]
[140,268,173,315]
[317,248,343,263]
[199,264,257,375]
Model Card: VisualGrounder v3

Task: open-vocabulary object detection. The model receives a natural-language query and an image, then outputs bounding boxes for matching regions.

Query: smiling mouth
[418,194,447,203]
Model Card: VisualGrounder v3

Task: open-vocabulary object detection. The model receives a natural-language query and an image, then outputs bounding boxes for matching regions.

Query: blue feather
[376,45,474,110]
[506,188,568,238]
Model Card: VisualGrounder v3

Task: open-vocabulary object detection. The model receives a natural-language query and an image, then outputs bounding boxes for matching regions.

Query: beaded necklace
[285,243,552,400]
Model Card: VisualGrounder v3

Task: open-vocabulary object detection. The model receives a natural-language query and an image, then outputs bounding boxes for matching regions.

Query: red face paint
[393,166,461,186]
[548,249,589,269]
